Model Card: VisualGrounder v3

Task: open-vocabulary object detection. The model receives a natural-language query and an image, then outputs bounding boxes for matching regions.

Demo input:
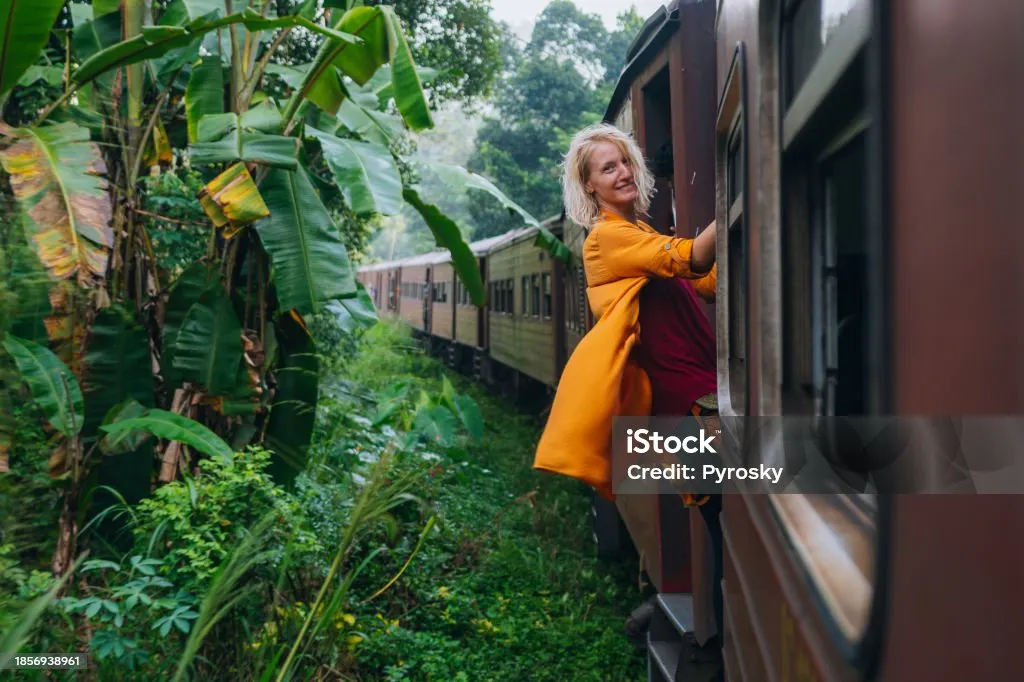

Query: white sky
[490,0,668,39]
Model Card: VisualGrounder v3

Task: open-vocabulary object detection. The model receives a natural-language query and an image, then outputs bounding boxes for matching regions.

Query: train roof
[605,1,679,123]
[356,217,563,273]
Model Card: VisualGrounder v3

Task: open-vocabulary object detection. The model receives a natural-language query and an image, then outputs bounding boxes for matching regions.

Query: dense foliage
[1,321,645,680]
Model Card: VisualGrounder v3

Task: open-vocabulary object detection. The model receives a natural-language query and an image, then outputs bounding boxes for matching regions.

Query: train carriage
[710,1,1024,681]
[486,225,562,390]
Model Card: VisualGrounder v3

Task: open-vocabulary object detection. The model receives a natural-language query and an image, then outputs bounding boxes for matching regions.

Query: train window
[726,118,746,412]
[773,0,885,658]
[531,275,540,319]
[521,277,529,315]
[542,273,552,319]
[783,0,862,107]
[716,43,750,416]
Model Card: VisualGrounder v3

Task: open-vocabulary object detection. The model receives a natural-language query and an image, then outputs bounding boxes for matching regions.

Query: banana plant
[0,0,564,556]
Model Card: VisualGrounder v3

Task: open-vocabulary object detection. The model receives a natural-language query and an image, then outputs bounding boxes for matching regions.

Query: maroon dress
[634,276,717,416]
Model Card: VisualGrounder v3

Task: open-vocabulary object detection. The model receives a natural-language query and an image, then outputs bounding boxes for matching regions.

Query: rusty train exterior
[359,0,1024,679]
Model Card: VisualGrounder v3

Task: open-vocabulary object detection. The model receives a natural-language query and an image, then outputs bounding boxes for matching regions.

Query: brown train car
[356,262,391,312]
[395,251,445,332]
[708,1,1024,682]
[486,225,563,392]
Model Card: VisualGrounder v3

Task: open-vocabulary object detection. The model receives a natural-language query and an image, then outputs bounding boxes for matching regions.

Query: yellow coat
[532,211,716,500]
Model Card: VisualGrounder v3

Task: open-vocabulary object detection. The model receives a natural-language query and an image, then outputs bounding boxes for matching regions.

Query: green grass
[331,321,646,681]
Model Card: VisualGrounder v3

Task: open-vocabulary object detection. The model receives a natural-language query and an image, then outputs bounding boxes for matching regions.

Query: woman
[532,122,723,657]
[533,122,718,495]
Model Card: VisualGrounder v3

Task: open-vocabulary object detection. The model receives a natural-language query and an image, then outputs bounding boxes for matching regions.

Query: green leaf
[366,64,438,109]
[402,188,483,306]
[189,112,299,169]
[380,7,432,131]
[308,128,402,216]
[98,400,152,455]
[159,0,223,24]
[185,57,224,144]
[332,6,388,86]
[17,65,64,87]
[254,167,357,316]
[2,335,83,436]
[422,161,571,263]
[332,97,402,145]
[268,63,347,115]
[71,11,356,87]
[0,122,113,283]
[453,394,484,441]
[198,162,270,235]
[263,313,318,487]
[99,409,234,463]
[0,0,67,97]
[82,305,155,437]
[173,292,243,396]
[162,264,220,384]
[413,406,456,448]
[324,282,378,334]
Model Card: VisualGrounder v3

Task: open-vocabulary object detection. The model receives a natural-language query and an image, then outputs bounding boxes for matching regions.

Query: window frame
[716,41,751,420]
[768,0,892,673]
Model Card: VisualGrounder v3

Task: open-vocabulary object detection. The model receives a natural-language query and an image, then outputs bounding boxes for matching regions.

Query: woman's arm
[692,264,716,302]
[596,219,718,280]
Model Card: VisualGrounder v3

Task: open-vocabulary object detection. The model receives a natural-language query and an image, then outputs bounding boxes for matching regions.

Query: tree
[467,2,644,238]
[271,0,503,107]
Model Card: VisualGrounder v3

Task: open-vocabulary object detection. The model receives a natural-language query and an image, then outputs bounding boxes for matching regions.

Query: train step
[647,594,722,682]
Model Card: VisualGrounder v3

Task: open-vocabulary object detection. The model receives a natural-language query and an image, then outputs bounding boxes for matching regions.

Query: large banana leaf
[263,312,318,486]
[308,128,402,216]
[173,291,244,396]
[380,6,432,131]
[198,162,270,237]
[325,282,378,334]
[42,281,89,375]
[189,111,298,169]
[82,305,155,438]
[402,188,483,305]
[2,335,84,437]
[82,307,155,506]
[267,63,347,115]
[328,6,432,131]
[254,167,357,316]
[70,11,123,93]
[0,122,113,284]
[99,409,233,463]
[185,57,224,144]
[162,263,220,385]
[330,97,403,146]
[423,161,572,264]
[98,399,151,455]
[159,0,224,24]
[71,9,356,87]
[366,64,439,109]
[0,0,67,97]
[332,6,388,86]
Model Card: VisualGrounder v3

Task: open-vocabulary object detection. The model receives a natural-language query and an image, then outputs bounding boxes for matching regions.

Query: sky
[490,0,668,39]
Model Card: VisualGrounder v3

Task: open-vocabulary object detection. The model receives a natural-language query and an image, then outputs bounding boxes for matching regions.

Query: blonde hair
[561,122,655,227]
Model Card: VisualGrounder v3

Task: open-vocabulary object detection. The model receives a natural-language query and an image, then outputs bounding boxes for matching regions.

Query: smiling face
[584,140,638,217]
